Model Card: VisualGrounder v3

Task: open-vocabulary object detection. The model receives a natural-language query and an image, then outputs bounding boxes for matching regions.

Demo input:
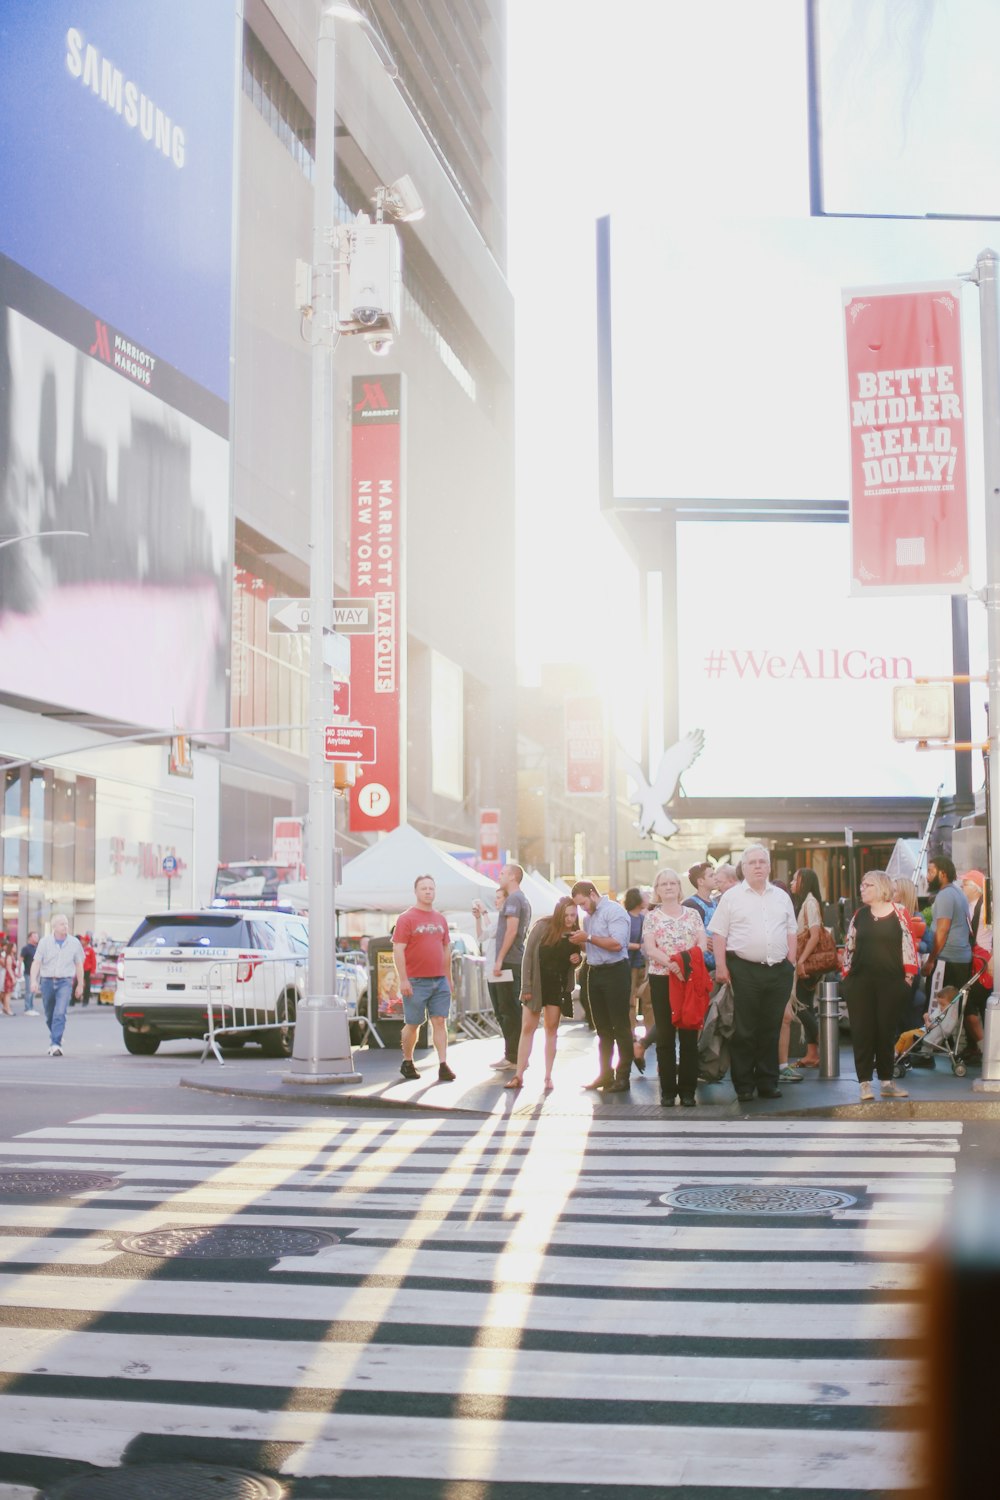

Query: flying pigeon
[619,729,706,841]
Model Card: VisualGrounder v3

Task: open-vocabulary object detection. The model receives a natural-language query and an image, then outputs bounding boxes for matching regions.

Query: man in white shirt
[709,845,796,1102]
[30,915,84,1057]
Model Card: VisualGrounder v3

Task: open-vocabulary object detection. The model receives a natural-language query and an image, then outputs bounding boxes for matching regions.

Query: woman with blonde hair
[642,867,707,1107]
[841,870,919,1102]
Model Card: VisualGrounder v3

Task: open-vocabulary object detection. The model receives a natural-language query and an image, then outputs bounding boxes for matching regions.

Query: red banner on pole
[479,808,500,863]
[844,282,969,593]
[565,695,605,795]
[348,375,403,832]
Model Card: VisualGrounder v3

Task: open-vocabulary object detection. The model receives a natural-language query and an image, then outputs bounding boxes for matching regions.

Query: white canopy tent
[519,869,564,918]
[330,823,499,914]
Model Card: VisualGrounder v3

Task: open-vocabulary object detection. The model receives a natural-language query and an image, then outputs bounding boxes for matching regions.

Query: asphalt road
[0,1005,992,1497]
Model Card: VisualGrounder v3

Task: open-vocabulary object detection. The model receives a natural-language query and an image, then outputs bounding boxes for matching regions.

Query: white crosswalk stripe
[0,1110,953,1493]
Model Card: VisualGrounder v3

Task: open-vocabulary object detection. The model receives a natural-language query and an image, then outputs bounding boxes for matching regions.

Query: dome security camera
[364,331,393,357]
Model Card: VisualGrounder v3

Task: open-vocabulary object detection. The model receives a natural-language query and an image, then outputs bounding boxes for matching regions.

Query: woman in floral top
[642,868,707,1107]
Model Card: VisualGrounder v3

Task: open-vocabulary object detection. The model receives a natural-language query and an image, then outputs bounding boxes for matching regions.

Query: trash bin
[818,980,841,1079]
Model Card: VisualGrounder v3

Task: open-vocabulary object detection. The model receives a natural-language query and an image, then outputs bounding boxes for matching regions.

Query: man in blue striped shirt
[570,881,633,1092]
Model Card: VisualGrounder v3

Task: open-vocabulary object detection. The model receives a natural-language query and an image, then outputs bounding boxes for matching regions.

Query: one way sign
[267,598,374,635]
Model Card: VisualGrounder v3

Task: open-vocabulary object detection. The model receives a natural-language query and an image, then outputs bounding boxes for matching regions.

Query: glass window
[286,921,309,956]
[431,650,465,801]
[27,769,47,879]
[75,777,96,885]
[248,920,276,950]
[52,773,75,884]
[127,916,252,948]
[3,769,22,878]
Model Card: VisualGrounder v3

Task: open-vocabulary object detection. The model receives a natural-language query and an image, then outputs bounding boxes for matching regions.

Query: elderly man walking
[30,915,84,1057]
[709,845,797,1102]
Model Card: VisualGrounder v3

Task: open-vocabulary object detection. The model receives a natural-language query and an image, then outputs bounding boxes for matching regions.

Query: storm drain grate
[46,1462,285,1499]
[118,1224,339,1259]
[0,1169,120,1197]
[660,1185,857,1216]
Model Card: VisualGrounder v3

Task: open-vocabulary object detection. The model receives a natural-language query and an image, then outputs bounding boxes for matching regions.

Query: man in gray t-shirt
[488,863,532,1067]
[923,854,973,994]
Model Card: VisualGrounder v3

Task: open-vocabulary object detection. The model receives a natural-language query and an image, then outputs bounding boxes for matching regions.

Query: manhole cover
[0,1170,120,1197]
[47,1463,284,1499]
[660,1185,857,1215]
[118,1224,339,1259]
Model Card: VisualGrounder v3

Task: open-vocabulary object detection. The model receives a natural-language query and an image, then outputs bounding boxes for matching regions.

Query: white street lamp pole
[286,4,389,1083]
[972,248,1000,1091]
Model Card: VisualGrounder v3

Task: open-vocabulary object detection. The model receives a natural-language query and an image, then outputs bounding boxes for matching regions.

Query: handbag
[799,924,837,979]
[973,943,993,993]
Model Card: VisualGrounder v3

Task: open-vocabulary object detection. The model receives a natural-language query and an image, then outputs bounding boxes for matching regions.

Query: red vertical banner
[844,282,969,593]
[348,374,404,832]
[565,695,605,795]
[479,808,500,863]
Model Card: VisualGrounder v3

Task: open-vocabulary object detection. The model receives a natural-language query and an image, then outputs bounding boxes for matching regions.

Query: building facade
[0,0,515,940]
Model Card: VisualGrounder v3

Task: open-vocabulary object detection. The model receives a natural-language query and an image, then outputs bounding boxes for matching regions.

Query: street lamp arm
[0,531,89,552]
[0,723,309,777]
[322,4,398,78]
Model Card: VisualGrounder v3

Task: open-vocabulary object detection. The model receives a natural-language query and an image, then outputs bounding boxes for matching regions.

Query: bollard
[818,981,841,1080]
[973,995,1000,1093]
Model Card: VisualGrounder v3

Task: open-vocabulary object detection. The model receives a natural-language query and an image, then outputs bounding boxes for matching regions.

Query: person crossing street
[29,915,84,1056]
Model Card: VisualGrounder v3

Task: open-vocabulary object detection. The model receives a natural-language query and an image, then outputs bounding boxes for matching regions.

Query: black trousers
[588,960,632,1081]
[728,954,794,1096]
[648,973,699,1099]
[489,965,522,1063]
[844,972,910,1082]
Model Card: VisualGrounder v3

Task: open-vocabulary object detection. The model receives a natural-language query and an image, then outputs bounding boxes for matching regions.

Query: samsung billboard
[0,1,239,729]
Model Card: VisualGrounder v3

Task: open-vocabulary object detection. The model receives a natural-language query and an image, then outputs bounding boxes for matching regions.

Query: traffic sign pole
[286,9,360,1088]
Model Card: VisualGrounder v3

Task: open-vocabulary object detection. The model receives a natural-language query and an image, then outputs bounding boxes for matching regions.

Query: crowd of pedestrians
[457,843,992,1106]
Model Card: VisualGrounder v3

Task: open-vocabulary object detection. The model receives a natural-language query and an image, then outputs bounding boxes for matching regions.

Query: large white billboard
[675,520,985,800]
[608,215,989,508]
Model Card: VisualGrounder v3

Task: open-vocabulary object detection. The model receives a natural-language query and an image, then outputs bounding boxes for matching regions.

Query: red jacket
[668,946,713,1031]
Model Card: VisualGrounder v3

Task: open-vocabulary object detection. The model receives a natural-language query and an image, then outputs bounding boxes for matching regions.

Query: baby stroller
[893,972,978,1079]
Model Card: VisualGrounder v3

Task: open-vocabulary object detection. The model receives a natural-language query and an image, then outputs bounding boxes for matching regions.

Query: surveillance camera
[364,331,393,357]
[353,305,382,326]
[386,174,424,223]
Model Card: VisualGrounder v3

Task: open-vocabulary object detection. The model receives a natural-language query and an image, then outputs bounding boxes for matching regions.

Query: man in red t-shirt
[392,875,455,1083]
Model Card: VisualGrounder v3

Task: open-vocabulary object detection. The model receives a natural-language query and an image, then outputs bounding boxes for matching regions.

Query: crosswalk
[0,1110,957,1493]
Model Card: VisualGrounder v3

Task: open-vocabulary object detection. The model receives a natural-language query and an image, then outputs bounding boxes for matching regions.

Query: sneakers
[47,1044,63,1057]
[859,1080,875,1102]
[490,1057,516,1071]
[778,1064,803,1083]
[880,1079,909,1099]
[437,1061,456,1083]
[24,1009,40,1017]
[399,1058,419,1081]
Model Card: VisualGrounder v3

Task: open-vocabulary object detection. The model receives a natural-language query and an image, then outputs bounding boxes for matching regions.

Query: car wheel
[261,991,296,1058]
[123,1030,161,1055]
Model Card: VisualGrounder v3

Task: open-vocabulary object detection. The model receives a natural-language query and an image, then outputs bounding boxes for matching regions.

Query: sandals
[543,1078,554,1092]
[504,1075,523,1090]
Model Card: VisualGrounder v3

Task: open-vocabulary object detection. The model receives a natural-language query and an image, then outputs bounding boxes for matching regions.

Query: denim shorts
[403,975,452,1026]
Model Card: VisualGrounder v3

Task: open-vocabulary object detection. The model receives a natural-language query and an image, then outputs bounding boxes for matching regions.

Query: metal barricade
[452,955,502,1039]
[349,965,385,1049]
[201,956,304,1066]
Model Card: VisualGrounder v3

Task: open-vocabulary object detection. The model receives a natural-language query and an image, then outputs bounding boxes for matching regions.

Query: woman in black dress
[841,869,918,1102]
[508,898,581,1091]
